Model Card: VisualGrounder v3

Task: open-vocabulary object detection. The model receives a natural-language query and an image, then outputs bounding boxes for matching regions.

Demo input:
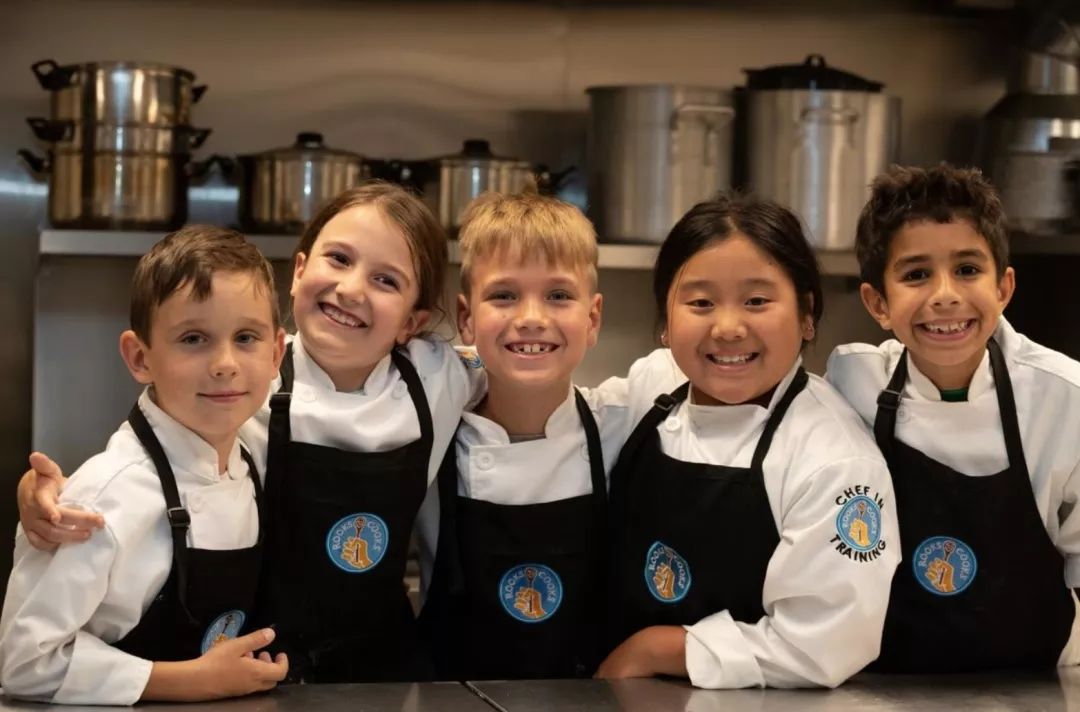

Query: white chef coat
[240,333,486,486]
[620,349,901,689]
[0,389,260,706]
[415,384,635,596]
[826,316,1080,665]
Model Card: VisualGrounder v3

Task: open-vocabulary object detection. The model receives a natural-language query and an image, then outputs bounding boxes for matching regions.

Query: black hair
[856,163,1009,294]
[652,192,824,338]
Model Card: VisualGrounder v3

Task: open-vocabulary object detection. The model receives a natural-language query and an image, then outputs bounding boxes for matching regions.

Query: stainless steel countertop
[6,670,1080,711]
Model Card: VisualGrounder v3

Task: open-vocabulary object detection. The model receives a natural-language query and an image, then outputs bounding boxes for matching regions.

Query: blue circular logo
[913,536,977,596]
[644,541,691,603]
[200,609,245,654]
[499,563,563,623]
[326,513,389,573]
[835,496,883,552]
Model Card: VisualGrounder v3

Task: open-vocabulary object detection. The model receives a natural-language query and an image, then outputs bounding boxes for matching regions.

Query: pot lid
[245,132,364,161]
[744,54,884,92]
[436,139,531,167]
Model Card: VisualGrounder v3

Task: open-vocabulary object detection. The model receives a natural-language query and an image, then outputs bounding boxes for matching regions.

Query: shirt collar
[290,332,392,395]
[138,388,246,483]
[460,386,578,444]
[685,357,804,426]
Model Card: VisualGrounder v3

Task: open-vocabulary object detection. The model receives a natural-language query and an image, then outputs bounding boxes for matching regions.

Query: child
[418,191,631,679]
[596,194,900,688]
[826,164,1080,672]
[17,183,485,683]
[0,226,288,704]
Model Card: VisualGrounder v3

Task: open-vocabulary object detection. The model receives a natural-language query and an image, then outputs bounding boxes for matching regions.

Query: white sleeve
[684,456,900,689]
[0,527,153,705]
[1059,456,1080,588]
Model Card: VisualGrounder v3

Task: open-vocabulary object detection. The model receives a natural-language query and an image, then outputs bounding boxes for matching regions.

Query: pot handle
[26,117,74,142]
[188,127,213,150]
[187,154,235,181]
[669,104,735,130]
[17,149,50,174]
[536,165,577,194]
[192,85,208,103]
[798,106,860,125]
[31,59,77,91]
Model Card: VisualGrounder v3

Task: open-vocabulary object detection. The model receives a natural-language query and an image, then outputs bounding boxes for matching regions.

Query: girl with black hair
[595,194,900,688]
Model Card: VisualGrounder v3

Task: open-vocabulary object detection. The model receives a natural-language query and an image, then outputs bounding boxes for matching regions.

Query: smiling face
[290,204,430,391]
[121,271,285,459]
[860,219,1014,390]
[458,253,601,395]
[665,234,813,406]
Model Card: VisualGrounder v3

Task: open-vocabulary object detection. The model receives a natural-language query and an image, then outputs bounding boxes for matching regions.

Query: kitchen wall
[0,0,1013,580]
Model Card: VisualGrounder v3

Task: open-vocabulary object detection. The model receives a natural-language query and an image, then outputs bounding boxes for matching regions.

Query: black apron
[421,389,608,680]
[872,338,1074,672]
[258,343,433,683]
[115,404,263,661]
[606,369,808,651]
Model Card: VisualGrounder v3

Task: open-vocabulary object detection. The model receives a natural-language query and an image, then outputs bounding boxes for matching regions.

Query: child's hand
[193,629,288,699]
[144,629,288,701]
[595,626,688,680]
[18,452,104,551]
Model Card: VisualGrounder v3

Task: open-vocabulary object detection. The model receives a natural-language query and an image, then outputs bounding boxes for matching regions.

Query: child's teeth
[514,343,552,354]
[926,320,970,334]
[713,354,749,364]
[324,304,361,327]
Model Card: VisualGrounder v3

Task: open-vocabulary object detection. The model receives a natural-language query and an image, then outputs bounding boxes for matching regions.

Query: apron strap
[573,387,608,661]
[430,441,465,599]
[750,368,809,473]
[390,348,435,461]
[265,343,294,526]
[240,447,265,541]
[127,403,198,625]
[987,337,1029,476]
[873,348,910,458]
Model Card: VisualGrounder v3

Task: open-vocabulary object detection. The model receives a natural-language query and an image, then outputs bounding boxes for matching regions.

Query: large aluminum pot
[416,140,548,232]
[587,85,734,244]
[25,117,211,153]
[745,55,901,251]
[30,59,206,127]
[237,132,372,234]
[18,147,190,230]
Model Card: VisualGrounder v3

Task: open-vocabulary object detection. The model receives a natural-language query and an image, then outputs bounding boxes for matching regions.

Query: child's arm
[141,630,287,702]
[15,453,105,550]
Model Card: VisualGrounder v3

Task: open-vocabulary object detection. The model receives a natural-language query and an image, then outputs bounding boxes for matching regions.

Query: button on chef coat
[0,389,259,705]
[240,333,486,486]
[415,384,634,598]
[827,317,1080,665]
[613,349,900,689]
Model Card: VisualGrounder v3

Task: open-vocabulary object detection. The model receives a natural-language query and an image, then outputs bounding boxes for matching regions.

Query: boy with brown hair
[826,164,1080,672]
[418,190,632,679]
[0,226,289,703]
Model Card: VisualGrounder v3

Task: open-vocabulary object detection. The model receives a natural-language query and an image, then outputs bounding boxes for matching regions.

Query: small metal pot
[19,147,190,231]
[30,59,206,127]
[414,140,561,232]
[237,132,372,234]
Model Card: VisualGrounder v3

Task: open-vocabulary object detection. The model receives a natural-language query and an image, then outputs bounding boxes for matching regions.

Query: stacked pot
[19,59,211,230]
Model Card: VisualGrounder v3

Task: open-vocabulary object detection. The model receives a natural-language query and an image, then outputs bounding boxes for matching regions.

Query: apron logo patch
[499,564,563,623]
[644,542,691,603]
[913,536,977,596]
[326,513,389,573]
[830,488,888,562]
[200,609,245,654]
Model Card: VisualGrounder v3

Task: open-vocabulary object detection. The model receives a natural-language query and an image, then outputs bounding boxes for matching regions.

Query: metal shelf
[1009,232,1080,256]
[41,230,862,276]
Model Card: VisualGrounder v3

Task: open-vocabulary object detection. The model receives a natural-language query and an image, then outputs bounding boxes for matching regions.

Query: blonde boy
[418,191,631,679]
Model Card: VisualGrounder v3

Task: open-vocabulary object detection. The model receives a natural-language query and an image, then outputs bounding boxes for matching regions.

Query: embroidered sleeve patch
[830,486,887,562]
[457,348,484,369]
